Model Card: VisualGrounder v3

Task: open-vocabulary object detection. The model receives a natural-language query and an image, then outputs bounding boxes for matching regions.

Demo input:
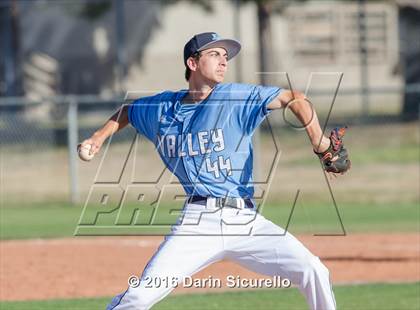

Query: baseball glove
[315,126,351,174]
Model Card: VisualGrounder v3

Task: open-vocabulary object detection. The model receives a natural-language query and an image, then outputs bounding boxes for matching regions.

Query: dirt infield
[1,233,419,301]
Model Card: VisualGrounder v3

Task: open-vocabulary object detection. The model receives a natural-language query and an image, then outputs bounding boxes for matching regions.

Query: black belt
[187,196,254,209]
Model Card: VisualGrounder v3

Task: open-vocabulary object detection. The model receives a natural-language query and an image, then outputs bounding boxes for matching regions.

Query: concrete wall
[124,0,402,101]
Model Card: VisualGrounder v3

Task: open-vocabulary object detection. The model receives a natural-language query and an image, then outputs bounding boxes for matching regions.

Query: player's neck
[185,79,217,104]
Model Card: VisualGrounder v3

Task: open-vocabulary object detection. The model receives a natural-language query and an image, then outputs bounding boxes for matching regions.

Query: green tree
[167,0,306,85]
[73,0,301,86]
[398,3,420,121]
[237,0,306,85]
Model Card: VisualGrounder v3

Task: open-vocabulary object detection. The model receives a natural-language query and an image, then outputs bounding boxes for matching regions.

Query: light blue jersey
[128,83,281,198]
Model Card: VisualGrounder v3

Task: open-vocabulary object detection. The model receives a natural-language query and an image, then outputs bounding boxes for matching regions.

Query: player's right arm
[78,104,130,155]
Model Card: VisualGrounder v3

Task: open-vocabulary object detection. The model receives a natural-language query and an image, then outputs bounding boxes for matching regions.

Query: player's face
[196,47,228,84]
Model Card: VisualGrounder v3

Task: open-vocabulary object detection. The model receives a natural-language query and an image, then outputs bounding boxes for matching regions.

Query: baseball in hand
[78,144,94,161]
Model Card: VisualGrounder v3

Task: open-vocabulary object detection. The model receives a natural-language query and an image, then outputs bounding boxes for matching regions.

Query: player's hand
[314,126,351,175]
[77,135,105,156]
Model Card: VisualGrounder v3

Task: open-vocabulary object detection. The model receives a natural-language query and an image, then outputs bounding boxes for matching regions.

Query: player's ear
[186,57,198,72]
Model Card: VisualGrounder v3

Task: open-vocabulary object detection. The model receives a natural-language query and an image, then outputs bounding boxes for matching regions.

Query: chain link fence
[1,87,418,207]
[1,96,130,204]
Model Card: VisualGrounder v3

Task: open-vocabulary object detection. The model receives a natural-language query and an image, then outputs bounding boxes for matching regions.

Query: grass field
[3,121,419,205]
[1,201,418,239]
[1,122,418,309]
[1,283,418,310]
[266,122,419,165]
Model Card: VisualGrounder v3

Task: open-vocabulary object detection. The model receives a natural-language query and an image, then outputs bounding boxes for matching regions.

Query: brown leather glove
[315,127,351,174]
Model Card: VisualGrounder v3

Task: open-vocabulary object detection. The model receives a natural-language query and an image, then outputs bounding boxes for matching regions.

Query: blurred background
[1,0,418,207]
[0,1,419,308]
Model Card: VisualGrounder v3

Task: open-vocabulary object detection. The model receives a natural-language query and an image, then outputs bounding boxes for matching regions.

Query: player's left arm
[267,90,329,153]
[267,90,351,174]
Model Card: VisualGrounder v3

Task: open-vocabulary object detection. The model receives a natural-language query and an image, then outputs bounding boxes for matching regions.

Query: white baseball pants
[107,199,336,310]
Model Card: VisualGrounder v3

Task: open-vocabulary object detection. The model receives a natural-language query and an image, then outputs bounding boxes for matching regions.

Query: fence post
[67,97,79,204]
[358,0,369,117]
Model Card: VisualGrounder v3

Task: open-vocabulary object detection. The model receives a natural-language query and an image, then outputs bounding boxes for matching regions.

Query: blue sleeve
[237,84,281,134]
[127,94,162,142]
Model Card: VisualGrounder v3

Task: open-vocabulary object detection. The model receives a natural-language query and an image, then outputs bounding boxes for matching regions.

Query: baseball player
[79,32,350,310]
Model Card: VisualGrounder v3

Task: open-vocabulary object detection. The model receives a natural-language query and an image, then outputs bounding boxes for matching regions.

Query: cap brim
[198,39,241,61]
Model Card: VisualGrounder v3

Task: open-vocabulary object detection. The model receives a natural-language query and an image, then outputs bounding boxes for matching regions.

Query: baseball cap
[183,32,241,66]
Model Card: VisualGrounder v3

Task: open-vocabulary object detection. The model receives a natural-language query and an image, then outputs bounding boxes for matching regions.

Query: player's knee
[295,255,329,286]
[305,256,330,280]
